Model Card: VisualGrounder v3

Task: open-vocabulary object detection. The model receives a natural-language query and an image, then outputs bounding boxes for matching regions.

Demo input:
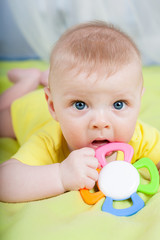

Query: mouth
[91,139,110,148]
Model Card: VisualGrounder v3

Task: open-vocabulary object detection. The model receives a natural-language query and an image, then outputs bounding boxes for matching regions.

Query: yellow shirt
[129,121,160,165]
[11,89,160,165]
[11,119,160,166]
[12,120,70,165]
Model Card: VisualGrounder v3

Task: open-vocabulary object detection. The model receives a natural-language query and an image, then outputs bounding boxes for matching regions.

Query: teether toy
[80,142,159,216]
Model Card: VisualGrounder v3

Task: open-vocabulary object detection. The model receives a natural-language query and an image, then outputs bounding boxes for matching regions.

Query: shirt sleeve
[11,121,64,166]
[12,133,55,166]
[130,121,160,165]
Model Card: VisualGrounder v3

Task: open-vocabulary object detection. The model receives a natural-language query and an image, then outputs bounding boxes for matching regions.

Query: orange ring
[80,188,105,205]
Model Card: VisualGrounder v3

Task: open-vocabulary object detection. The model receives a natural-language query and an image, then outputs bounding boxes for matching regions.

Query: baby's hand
[59,148,99,191]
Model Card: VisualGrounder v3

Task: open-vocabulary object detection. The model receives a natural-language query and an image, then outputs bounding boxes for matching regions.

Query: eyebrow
[64,93,88,101]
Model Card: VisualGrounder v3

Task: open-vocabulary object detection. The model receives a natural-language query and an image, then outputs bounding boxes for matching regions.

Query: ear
[44,87,57,120]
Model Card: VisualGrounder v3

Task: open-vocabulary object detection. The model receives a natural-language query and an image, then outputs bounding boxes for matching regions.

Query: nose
[89,111,110,130]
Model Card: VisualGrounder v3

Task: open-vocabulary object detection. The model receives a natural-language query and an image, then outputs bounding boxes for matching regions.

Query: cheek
[59,116,88,150]
[115,117,137,142]
[123,127,135,143]
[60,118,84,140]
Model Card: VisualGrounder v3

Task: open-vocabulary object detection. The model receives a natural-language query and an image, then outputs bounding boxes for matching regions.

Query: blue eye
[113,101,124,110]
[73,101,87,110]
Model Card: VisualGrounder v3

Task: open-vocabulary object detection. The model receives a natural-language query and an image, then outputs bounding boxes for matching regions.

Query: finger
[85,178,96,190]
[81,147,95,156]
[86,167,99,181]
[86,157,99,169]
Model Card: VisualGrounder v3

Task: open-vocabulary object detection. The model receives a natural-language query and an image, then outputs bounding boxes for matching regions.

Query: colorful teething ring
[80,143,159,216]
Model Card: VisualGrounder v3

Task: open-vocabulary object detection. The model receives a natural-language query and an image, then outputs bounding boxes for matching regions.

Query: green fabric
[0,60,48,94]
[140,66,160,131]
[1,191,160,240]
[0,61,160,240]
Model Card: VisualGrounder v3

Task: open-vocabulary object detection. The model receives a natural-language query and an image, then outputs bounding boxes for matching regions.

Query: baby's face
[48,61,143,151]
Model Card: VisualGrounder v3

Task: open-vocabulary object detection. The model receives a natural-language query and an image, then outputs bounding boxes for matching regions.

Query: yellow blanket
[0,61,160,240]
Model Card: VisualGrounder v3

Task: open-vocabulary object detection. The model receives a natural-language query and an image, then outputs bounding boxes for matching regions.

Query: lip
[90,138,110,149]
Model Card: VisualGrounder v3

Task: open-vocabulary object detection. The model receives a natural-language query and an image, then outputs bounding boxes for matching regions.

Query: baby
[0,21,160,202]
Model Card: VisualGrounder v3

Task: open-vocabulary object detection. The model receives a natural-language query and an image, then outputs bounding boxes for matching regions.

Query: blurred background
[0,0,160,65]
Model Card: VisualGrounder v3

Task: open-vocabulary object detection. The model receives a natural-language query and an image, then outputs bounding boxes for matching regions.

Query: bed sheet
[0,61,160,240]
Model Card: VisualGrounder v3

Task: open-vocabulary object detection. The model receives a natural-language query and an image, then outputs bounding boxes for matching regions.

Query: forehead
[52,61,142,95]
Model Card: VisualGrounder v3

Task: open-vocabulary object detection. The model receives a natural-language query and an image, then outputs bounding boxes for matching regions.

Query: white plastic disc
[98,161,140,200]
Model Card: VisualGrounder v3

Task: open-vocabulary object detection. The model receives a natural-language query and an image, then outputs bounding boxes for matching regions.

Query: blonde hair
[49,21,141,88]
